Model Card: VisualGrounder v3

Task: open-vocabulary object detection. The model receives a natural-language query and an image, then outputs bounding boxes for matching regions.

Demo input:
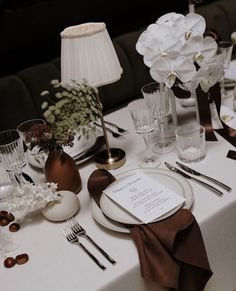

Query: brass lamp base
[95,148,126,170]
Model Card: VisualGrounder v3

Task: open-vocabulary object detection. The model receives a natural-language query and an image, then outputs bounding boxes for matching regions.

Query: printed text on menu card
[104,172,186,224]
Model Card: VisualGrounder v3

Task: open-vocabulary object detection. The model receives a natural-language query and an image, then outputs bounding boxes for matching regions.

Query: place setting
[87,167,213,290]
[90,167,194,233]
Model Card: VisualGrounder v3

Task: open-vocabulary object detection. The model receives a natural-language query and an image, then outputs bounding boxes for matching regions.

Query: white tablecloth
[1,101,236,291]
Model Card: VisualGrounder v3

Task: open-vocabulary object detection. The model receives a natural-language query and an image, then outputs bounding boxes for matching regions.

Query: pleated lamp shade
[61,22,123,87]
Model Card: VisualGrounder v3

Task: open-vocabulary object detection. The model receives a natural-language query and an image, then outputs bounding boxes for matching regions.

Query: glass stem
[6,170,19,187]
[142,133,153,161]
[221,72,226,99]
[158,119,167,148]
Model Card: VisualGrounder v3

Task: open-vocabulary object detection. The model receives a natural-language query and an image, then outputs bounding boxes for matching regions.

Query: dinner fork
[67,217,116,264]
[63,227,106,270]
[94,122,123,138]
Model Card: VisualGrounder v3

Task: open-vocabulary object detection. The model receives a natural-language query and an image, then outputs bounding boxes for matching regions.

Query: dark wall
[0,0,188,77]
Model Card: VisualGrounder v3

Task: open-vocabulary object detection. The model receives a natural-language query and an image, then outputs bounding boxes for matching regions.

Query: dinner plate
[26,132,97,169]
[90,199,130,233]
[100,168,194,225]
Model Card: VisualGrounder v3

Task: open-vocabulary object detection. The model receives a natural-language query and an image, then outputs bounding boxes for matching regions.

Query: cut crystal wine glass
[0,129,25,200]
[218,41,233,99]
[128,99,161,168]
[142,82,175,154]
[17,119,46,166]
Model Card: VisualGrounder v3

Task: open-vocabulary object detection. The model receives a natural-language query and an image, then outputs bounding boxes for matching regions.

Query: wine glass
[0,130,25,199]
[128,99,161,168]
[218,41,233,99]
[141,82,175,154]
[17,119,46,166]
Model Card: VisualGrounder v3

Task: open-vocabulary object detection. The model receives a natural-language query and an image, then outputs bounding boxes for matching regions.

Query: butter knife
[176,162,232,192]
[164,162,224,197]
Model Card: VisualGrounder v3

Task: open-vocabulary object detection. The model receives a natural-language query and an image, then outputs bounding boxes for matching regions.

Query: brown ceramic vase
[44,150,82,194]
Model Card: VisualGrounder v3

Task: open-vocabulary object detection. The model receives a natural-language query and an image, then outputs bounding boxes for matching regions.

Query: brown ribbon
[196,85,218,141]
[87,169,213,291]
[196,83,236,147]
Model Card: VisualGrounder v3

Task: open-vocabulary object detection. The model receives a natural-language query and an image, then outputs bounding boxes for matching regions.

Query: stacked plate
[26,133,98,169]
[90,168,194,234]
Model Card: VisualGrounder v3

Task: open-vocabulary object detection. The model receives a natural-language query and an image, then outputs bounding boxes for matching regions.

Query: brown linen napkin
[87,169,213,291]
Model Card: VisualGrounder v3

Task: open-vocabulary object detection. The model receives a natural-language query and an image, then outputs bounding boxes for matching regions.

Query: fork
[104,121,128,134]
[67,217,116,264]
[63,227,106,270]
[94,122,123,138]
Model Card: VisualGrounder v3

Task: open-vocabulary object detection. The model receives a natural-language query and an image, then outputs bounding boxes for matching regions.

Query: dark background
[0,0,202,77]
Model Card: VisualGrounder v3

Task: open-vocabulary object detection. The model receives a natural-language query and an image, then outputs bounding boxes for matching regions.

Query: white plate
[63,132,96,158]
[26,133,97,169]
[220,105,236,129]
[100,168,194,225]
[90,199,130,233]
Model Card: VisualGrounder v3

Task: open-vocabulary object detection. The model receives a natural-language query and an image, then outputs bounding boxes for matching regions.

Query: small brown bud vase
[45,150,82,194]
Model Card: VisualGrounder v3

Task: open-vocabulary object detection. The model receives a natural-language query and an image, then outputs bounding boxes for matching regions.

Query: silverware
[94,122,123,138]
[63,227,106,270]
[73,136,105,161]
[164,162,224,197]
[104,121,128,134]
[176,162,232,192]
[67,217,116,264]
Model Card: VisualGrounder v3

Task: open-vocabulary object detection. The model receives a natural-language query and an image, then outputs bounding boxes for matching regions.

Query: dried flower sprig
[26,79,101,153]
[6,182,61,214]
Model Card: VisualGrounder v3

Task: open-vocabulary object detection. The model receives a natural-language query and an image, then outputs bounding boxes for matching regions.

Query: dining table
[1,95,236,291]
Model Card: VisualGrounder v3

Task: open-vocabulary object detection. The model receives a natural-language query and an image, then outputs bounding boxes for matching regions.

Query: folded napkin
[87,169,213,291]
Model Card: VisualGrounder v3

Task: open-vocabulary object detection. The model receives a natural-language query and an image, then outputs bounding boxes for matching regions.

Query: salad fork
[62,227,106,270]
[67,217,116,264]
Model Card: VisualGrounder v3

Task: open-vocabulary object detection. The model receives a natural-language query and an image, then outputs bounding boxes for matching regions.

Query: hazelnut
[0,216,10,226]
[0,210,8,217]
[4,257,16,268]
[5,212,15,222]
[9,222,20,232]
[16,253,29,265]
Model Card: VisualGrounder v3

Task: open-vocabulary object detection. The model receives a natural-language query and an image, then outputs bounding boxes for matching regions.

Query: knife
[176,162,232,192]
[74,136,105,162]
[164,162,224,197]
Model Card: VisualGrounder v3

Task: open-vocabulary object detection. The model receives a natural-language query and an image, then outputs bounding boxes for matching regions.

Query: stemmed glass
[128,99,161,168]
[0,130,25,201]
[142,82,175,154]
[17,119,46,166]
[218,41,233,99]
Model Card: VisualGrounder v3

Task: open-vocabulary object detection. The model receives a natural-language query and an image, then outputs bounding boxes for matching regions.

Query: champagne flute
[218,41,233,99]
[142,82,175,154]
[128,99,161,168]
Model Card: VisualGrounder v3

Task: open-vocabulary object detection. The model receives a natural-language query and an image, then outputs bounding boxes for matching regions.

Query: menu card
[104,172,186,224]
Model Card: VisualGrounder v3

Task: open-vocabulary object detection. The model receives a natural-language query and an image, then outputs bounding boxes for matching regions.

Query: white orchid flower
[191,61,222,92]
[184,13,206,40]
[181,36,218,66]
[157,13,205,41]
[136,23,181,67]
[150,55,196,88]
[156,12,185,26]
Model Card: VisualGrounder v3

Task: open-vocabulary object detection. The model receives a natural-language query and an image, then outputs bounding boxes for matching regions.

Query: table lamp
[61,22,126,170]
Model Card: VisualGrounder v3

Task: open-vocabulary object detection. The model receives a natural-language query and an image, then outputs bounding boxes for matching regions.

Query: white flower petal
[185,13,206,38]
